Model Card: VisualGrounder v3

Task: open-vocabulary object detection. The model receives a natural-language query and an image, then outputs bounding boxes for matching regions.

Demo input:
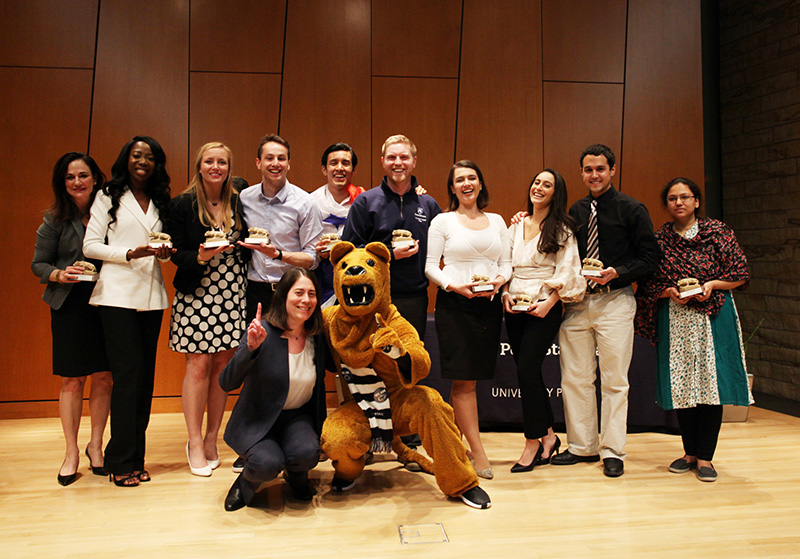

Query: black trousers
[391,293,428,449]
[505,302,563,440]
[392,293,428,340]
[246,280,276,324]
[99,306,163,475]
[236,408,320,505]
[676,404,724,461]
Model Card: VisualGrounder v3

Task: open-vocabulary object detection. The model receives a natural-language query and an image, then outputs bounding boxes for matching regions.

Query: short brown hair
[257,133,291,159]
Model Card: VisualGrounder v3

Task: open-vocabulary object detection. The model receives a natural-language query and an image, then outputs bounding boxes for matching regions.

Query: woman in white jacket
[84,136,173,487]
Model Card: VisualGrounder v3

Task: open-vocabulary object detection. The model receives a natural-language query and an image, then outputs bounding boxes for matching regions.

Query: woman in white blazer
[84,136,173,487]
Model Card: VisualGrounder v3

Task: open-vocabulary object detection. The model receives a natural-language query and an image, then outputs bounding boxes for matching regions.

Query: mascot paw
[370,313,406,356]
[393,436,434,474]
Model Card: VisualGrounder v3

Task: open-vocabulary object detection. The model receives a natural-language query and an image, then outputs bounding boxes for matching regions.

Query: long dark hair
[527,168,576,254]
[104,136,171,228]
[446,160,490,211]
[266,268,323,336]
[49,152,106,222]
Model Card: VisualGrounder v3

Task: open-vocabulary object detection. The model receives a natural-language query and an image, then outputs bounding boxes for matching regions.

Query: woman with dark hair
[167,142,248,476]
[83,136,174,487]
[635,177,751,482]
[32,152,112,486]
[425,160,511,479]
[501,169,585,472]
[220,268,327,511]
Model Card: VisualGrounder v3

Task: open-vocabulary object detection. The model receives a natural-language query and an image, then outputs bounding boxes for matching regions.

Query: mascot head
[330,241,391,317]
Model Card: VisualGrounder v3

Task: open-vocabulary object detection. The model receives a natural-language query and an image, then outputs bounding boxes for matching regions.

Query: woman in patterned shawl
[635,177,751,482]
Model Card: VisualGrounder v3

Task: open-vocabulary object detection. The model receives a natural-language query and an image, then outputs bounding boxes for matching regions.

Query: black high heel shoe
[57,463,77,486]
[85,446,107,476]
[536,435,562,465]
[57,454,79,486]
[510,443,544,473]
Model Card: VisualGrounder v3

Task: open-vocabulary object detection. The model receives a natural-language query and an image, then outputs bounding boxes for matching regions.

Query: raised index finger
[255,302,262,323]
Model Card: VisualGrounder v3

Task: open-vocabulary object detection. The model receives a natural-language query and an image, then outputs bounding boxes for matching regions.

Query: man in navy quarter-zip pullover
[342,134,441,340]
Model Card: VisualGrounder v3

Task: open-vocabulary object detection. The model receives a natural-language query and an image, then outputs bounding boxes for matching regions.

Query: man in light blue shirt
[239,134,323,321]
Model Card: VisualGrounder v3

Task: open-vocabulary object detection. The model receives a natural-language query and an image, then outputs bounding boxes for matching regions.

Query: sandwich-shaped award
[245,227,270,245]
[73,260,98,282]
[678,277,703,298]
[149,231,172,249]
[581,257,604,278]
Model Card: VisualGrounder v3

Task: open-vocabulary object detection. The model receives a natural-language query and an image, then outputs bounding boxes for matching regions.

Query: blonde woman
[167,142,249,476]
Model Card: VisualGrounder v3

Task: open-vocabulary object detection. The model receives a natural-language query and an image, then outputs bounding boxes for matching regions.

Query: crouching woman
[220,268,327,510]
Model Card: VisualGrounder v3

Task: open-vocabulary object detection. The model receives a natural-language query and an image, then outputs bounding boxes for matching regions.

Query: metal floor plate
[398,523,449,545]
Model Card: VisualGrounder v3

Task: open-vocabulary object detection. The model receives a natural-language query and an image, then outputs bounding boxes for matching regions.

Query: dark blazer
[220,322,327,455]
[31,213,99,310]
[166,191,249,294]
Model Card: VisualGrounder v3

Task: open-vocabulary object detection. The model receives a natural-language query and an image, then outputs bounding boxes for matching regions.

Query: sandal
[109,473,140,487]
[134,470,151,483]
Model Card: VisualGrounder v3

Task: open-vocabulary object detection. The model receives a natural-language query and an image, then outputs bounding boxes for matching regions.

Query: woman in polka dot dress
[167,142,249,476]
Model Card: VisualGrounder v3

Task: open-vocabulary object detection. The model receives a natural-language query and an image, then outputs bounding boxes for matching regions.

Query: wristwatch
[276,250,283,261]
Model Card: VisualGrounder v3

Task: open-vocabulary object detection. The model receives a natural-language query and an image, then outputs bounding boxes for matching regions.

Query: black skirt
[434,288,502,380]
[50,281,109,377]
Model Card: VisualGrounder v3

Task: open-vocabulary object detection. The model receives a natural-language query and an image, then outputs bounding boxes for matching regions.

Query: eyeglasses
[666,194,695,204]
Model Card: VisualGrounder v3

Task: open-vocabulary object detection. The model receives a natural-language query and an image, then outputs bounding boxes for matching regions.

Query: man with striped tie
[551,144,658,477]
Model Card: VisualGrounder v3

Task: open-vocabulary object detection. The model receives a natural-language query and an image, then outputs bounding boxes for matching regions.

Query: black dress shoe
[603,457,624,477]
[285,471,314,501]
[224,479,246,511]
[550,450,600,465]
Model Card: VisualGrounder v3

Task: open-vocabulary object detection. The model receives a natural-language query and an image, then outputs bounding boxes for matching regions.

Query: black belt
[251,280,280,291]
[585,284,613,295]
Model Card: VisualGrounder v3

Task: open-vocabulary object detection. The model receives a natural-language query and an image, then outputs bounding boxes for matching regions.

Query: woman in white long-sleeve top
[32,152,112,486]
[83,136,173,487]
[501,169,585,473]
[425,160,511,480]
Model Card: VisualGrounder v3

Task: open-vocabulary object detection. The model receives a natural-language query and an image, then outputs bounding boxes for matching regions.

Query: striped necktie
[586,199,599,288]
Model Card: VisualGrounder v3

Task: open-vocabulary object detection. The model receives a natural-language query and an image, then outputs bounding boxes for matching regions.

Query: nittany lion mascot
[321,241,491,509]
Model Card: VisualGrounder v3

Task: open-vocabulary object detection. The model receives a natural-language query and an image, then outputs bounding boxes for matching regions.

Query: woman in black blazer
[31,152,112,486]
[167,142,249,476]
[220,268,328,511]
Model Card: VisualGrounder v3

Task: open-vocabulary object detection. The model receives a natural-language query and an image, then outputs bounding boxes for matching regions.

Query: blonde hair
[185,142,239,231]
[381,134,417,157]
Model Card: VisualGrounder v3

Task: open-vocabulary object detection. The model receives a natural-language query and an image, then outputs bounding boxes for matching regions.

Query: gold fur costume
[321,241,480,499]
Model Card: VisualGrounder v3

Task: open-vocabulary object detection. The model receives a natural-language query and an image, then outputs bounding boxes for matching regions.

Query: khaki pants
[558,286,635,460]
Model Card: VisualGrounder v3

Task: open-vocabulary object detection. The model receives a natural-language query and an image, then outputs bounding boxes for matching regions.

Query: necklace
[209,200,219,206]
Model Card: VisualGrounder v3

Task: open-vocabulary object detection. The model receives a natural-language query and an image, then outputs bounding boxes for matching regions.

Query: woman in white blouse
[83,136,173,487]
[501,169,585,473]
[425,160,511,479]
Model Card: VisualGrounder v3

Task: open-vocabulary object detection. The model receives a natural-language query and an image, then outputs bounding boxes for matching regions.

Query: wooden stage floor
[2,407,798,558]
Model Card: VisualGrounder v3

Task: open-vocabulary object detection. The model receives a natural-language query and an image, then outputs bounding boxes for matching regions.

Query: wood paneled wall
[1,0,705,416]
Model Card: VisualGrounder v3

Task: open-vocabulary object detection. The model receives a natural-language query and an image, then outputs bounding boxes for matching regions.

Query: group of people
[32,133,752,508]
